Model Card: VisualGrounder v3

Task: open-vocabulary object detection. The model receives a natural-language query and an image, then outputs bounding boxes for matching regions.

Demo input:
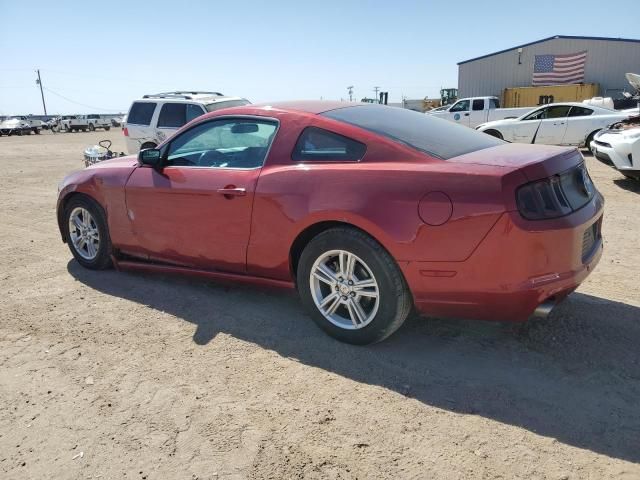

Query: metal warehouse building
[458,35,640,99]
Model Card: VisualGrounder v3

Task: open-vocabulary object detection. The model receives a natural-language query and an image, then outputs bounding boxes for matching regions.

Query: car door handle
[217,186,246,198]
[464,113,470,116]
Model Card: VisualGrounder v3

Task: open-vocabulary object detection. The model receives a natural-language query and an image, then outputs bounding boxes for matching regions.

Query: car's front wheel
[297,227,412,344]
[63,196,112,270]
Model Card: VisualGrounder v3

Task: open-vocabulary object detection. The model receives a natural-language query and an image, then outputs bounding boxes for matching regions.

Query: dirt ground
[1,128,639,480]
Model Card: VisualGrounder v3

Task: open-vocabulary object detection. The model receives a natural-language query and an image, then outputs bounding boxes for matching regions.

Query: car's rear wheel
[88,123,95,131]
[297,227,412,344]
[63,196,112,270]
[104,126,111,131]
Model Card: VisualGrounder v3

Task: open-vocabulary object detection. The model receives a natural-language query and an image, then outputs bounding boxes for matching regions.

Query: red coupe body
[57,101,603,325]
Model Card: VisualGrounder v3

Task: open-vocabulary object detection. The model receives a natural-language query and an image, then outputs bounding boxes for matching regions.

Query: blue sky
[1,0,639,114]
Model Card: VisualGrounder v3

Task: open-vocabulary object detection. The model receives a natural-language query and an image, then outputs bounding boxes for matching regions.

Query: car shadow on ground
[68,261,640,464]
[613,177,640,193]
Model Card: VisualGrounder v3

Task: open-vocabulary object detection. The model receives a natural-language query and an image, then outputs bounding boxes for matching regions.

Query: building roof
[458,35,640,65]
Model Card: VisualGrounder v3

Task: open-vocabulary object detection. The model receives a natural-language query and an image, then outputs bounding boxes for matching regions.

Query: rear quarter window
[292,127,366,162]
[128,102,157,126]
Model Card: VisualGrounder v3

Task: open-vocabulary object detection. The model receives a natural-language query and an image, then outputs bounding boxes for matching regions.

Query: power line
[42,87,124,112]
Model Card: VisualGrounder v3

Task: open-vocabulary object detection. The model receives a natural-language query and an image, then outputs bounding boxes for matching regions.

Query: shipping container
[502,83,600,107]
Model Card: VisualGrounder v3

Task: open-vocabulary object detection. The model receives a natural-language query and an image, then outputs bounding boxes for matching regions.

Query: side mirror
[138,148,162,168]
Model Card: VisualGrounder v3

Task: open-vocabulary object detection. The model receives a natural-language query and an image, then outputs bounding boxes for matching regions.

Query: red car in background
[56,101,603,344]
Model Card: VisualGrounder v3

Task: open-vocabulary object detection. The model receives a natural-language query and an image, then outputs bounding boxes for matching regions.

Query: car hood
[86,155,138,170]
[596,127,640,144]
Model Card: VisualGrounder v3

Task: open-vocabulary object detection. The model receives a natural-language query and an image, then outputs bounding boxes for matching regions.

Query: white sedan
[591,117,640,180]
[476,103,630,147]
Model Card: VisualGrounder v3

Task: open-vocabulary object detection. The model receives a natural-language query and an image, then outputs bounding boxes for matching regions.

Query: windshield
[205,99,251,113]
[322,104,503,160]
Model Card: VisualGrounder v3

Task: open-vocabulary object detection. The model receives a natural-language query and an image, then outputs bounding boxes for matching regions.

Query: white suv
[123,91,250,154]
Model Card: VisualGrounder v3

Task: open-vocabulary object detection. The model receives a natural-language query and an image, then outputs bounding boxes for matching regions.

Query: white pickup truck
[65,114,112,132]
[425,96,532,128]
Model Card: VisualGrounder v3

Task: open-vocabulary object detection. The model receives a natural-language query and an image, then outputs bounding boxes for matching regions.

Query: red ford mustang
[57,101,603,344]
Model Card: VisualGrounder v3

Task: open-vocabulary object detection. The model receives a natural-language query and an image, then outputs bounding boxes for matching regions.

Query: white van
[123,91,250,154]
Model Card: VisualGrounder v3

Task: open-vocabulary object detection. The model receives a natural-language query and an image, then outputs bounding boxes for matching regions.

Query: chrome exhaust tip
[532,300,555,319]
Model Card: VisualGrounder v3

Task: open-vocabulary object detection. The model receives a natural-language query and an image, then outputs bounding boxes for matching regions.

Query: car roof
[135,94,246,105]
[250,100,361,114]
[535,102,615,111]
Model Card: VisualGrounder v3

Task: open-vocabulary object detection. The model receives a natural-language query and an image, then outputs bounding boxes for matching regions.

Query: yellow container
[502,83,599,108]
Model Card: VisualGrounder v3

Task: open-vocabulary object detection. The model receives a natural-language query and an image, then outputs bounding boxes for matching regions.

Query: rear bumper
[402,193,604,322]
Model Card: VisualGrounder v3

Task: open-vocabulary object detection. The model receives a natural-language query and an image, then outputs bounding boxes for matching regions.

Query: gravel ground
[1,129,639,479]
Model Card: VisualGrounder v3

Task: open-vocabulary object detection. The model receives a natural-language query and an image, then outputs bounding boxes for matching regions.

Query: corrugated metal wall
[458,37,640,98]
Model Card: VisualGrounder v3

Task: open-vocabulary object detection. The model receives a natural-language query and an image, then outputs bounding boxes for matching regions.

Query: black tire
[297,227,412,345]
[16,130,23,136]
[62,195,113,270]
[88,123,95,132]
[34,128,41,135]
[104,126,111,131]
[484,129,503,140]
[82,127,88,132]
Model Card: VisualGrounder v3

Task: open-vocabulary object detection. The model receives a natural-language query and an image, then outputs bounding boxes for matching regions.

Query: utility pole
[373,86,380,103]
[35,69,47,115]
[347,86,354,102]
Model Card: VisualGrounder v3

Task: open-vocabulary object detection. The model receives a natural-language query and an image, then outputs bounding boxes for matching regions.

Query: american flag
[532,51,587,86]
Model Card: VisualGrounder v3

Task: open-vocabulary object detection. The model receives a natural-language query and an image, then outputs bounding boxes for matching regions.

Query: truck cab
[427,96,531,128]
[444,97,501,127]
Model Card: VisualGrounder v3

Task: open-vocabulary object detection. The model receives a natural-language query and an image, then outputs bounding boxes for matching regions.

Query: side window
[472,99,485,111]
[449,100,470,112]
[128,102,156,126]
[568,106,593,117]
[292,127,366,162]
[157,103,186,128]
[186,104,205,123]
[544,105,571,119]
[522,107,548,121]
[166,119,277,169]
[489,98,500,109]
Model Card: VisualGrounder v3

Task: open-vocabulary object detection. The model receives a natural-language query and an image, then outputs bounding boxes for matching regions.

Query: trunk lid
[448,143,582,181]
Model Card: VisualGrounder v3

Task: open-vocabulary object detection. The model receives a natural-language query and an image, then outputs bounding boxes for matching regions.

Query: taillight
[516,163,596,220]
[123,127,128,136]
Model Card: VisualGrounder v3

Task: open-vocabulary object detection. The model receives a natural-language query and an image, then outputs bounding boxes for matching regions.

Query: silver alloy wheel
[309,249,380,330]
[68,207,100,260]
